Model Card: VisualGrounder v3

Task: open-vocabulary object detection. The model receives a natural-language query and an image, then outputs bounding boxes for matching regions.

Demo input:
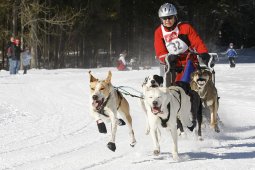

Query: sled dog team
[89,70,220,160]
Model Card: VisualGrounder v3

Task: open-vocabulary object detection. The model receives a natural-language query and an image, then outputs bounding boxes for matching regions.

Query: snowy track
[0,65,255,170]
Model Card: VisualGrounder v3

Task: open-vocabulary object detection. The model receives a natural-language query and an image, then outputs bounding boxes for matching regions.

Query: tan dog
[89,71,136,152]
[190,69,220,132]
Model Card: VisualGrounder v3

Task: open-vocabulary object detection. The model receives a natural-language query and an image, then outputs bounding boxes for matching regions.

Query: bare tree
[19,0,82,68]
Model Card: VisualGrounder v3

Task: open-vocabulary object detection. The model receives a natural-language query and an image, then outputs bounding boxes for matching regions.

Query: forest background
[0,0,254,69]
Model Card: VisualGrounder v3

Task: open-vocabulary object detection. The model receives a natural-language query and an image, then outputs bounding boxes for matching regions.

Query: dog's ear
[89,71,98,82]
[190,71,195,80]
[205,70,212,80]
[105,71,112,83]
[153,75,164,86]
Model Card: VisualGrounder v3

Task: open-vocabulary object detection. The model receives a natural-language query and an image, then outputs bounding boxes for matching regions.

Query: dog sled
[164,53,222,133]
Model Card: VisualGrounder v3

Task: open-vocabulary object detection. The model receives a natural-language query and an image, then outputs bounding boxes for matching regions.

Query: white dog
[141,75,163,134]
[89,71,136,152]
[143,87,193,160]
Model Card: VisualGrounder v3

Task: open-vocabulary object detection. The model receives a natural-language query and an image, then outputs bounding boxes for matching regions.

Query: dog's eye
[100,87,105,91]
[90,88,95,90]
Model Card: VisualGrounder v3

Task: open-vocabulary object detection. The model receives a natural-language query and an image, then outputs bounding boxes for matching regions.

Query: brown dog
[190,69,220,133]
[89,71,136,151]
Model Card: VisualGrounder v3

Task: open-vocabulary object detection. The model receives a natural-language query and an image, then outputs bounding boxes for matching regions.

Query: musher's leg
[164,55,176,87]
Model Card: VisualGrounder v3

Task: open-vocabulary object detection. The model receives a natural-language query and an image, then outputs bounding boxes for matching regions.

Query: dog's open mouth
[151,105,162,115]
[197,78,206,86]
[92,98,104,111]
[151,84,159,88]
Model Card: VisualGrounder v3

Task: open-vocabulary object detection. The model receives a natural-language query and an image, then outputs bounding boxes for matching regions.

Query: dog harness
[97,90,123,117]
[160,89,181,128]
[160,103,171,128]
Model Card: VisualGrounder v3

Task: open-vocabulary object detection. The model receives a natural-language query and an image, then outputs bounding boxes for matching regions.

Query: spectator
[10,39,22,74]
[6,36,15,73]
[226,43,237,68]
[117,50,128,71]
[22,47,32,74]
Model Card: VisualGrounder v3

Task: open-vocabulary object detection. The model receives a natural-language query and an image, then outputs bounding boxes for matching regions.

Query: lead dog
[89,71,136,151]
[143,87,194,160]
[190,69,220,132]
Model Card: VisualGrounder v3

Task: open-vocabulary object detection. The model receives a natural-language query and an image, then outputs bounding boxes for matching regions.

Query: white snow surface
[0,55,255,169]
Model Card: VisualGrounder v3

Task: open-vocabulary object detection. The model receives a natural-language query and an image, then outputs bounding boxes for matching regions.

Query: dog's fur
[143,87,194,160]
[89,71,136,151]
[190,69,220,132]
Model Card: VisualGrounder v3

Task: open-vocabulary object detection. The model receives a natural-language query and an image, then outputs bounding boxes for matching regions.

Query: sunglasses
[161,16,175,20]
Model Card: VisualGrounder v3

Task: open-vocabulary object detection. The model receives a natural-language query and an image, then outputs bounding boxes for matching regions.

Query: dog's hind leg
[197,100,203,140]
[210,101,220,133]
[177,118,184,136]
[119,99,136,147]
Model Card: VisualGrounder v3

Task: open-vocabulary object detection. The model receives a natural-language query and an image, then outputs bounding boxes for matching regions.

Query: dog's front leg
[107,111,118,152]
[90,110,107,134]
[169,122,179,161]
[148,116,160,156]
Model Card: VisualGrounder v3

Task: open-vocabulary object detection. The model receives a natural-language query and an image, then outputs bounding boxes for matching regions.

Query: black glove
[168,54,179,62]
[199,53,210,66]
[165,54,178,69]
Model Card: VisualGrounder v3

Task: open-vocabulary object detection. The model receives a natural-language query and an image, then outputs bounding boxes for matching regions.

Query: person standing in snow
[154,3,211,130]
[117,50,128,71]
[22,47,32,74]
[225,43,237,68]
[6,36,16,74]
[13,39,22,74]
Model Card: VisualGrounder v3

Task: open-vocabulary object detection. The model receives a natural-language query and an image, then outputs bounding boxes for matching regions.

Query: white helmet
[158,3,177,18]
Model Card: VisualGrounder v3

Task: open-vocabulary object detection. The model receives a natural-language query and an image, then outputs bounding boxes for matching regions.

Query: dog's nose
[151,80,155,84]
[92,95,98,100]
[152,101,158,106]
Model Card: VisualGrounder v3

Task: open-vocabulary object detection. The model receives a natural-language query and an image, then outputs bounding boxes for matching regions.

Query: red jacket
[154,22,208,64]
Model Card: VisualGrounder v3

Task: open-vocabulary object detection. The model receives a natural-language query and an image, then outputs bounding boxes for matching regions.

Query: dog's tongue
[92,101,99,108]
[152,107,160,114]
[92,99,104,110]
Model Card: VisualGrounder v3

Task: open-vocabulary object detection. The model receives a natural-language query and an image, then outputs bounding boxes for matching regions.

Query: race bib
[161,24,189,55]
[166,38,188,55]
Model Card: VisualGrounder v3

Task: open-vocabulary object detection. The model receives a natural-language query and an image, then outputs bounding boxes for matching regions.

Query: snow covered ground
[0,52,255,170]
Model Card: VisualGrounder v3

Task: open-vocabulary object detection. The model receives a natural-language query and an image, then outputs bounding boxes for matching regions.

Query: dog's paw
[107,142,116,152]
[187,120,196,132]
[97,121,107,133]
[145,126,150,135]
[118,118,126,126]
[214,125,220,133]
[187,125,195,132]
[197,135,203,141]
[172,153,180,161]
[153,150,160,156]
[130,141,136,147]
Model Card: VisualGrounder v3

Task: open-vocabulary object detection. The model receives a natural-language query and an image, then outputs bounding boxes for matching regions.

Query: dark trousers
[23,65,30,74]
